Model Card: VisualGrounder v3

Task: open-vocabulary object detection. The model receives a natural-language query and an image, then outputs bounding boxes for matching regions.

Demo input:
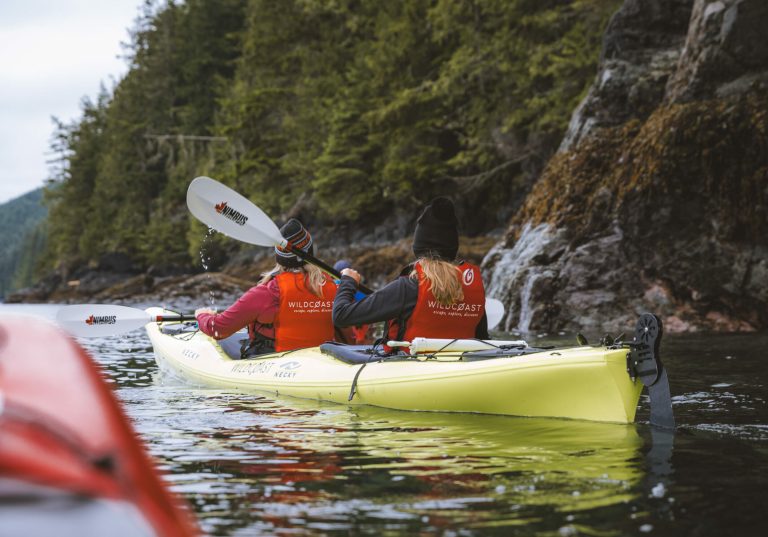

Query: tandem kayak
[146,307,674,426]
[0,315,198,537]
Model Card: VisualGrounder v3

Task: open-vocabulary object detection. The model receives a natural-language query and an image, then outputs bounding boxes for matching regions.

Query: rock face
[484,0,768,333]
[666,0,768,102]
[559,0,693,151]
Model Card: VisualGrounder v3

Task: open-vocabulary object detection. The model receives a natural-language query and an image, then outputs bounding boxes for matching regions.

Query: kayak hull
[146,308,643,424]
[0,315,198,537]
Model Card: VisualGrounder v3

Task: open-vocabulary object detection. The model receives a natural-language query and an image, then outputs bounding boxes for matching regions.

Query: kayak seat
[319,342,389,365]
[218,330,276,360]
[218,332,250,360]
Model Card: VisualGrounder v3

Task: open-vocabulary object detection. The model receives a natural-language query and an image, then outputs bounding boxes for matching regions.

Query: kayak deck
[146,308,644,424]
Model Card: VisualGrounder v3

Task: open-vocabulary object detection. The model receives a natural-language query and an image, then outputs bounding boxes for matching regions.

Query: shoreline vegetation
[3,0,617,304]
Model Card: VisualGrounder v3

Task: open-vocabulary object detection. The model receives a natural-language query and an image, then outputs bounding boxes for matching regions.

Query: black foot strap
[629,313,675,429]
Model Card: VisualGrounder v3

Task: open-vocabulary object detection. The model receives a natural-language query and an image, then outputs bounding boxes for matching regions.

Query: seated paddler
[332,197,488,353]
[195,219,346,355]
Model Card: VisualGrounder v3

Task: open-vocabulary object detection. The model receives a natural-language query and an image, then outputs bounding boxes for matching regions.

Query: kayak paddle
[186,175,506,330]
[187,176,374,293]
[56,304,195,338]
[485,297,504,331]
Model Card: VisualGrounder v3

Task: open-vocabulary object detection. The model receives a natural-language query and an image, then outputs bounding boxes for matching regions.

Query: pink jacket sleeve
[196,279,280,340]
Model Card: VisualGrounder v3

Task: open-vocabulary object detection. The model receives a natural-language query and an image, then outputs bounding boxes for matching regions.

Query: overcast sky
[0,0,144,205]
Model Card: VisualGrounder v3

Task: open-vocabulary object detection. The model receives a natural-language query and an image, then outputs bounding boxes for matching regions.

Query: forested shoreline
[0,189,47,298]
[31,0,618,284]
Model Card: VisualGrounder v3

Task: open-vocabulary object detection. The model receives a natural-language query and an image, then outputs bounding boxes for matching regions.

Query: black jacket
[332,272,489,340]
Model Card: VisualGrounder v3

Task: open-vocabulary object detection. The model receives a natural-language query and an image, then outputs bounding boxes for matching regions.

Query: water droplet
[651,482,666,498]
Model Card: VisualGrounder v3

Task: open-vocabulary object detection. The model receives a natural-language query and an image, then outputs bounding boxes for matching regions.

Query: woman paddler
[332,197,488,352]
[195,219,346,355]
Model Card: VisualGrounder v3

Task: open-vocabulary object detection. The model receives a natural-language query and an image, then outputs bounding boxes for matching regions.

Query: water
[94,331,768,535]
[3,305,768,535]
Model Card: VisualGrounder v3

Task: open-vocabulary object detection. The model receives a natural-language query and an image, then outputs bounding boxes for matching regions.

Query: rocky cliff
[484,0,768,333]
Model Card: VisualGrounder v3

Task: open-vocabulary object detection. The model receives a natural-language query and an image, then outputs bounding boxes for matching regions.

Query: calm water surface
[72,326,768,537]
[4,306,766,536]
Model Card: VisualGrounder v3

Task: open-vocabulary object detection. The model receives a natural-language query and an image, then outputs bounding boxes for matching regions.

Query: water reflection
[116,373,661,535]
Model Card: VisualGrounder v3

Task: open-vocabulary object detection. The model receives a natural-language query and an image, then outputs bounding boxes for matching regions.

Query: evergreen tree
[42,0,618,273]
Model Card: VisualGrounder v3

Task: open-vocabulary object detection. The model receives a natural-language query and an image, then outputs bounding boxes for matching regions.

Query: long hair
[411,257,464,305]
[259,263,327,296]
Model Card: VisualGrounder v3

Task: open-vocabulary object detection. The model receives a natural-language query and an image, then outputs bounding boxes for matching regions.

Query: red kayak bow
[0,316,198,537]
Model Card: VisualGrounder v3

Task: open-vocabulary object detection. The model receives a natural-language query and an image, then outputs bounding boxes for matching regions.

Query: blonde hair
[411,258,464,305]
[259,263,327,297]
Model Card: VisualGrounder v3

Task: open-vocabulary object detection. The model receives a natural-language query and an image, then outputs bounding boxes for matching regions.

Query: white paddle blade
[186,176,285,247]
[485,297,505,331]
[56,304,152,337]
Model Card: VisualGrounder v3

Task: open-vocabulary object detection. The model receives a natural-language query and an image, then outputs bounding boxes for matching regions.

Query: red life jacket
[273,271,337,351]
[386,261,485,350]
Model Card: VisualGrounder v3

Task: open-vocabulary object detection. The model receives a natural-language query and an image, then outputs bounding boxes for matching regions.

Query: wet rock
[487,0,768,333]
[68,271,136,296]
[666,0,768,102]
[560,0,693,151]
[484,224,570,332]
[93,272,253,308]
[94,274,156,301]
[4,273,62,303]
[485,222,644,333]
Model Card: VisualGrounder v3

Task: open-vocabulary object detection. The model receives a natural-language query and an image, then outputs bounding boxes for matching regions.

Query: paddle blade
[187,176,285,247]
[56,304,152,337]
[485,297,505,331]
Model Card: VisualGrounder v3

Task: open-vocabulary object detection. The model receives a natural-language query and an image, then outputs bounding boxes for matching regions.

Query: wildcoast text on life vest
[426,300,483,313]
[287,300,334,309]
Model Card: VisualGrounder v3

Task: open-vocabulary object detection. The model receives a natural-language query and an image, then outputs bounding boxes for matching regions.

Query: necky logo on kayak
[85,314,117,325]
[215,201,248,226]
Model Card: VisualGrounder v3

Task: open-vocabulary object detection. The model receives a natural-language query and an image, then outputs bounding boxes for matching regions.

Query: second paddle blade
[56,304,152,337]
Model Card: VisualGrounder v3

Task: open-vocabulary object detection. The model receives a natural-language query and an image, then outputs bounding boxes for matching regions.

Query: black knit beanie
[412,197,459,261]
[275,218,314,268]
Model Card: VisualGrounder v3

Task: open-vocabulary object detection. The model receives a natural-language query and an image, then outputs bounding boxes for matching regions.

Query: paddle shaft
[285,242,374,295]
[152,313,198,323]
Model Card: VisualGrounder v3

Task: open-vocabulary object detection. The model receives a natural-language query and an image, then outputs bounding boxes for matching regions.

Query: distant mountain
[0,188,48,299]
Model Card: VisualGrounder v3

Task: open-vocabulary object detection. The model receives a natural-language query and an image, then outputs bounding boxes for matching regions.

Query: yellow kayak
[144,307,670,424]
